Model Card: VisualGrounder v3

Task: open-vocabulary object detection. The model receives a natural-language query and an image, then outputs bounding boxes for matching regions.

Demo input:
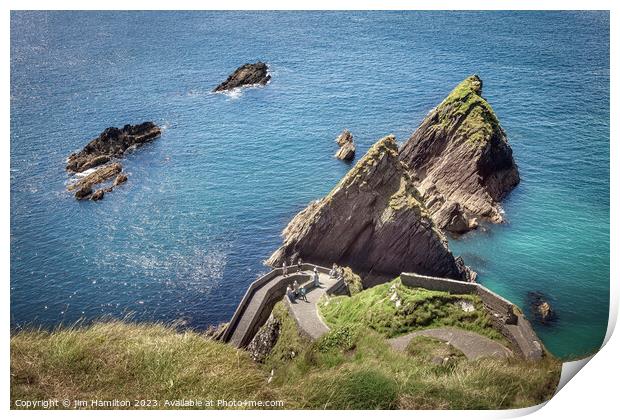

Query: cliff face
[267,135,472,281]
[399,76,519,233]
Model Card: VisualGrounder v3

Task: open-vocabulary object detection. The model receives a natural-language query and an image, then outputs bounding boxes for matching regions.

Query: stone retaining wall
[401,273,477,294]
[400,273,543,360]
[224,268,545,360]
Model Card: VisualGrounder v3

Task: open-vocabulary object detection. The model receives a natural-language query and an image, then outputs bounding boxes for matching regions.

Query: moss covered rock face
[399,75,520,233]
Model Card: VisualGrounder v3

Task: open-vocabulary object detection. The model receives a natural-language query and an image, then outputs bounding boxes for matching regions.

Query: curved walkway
[285,272,339,339]
[225,267,536,361]
[223,264,334,347]
[388,327,513,360]
[283,283,513,360]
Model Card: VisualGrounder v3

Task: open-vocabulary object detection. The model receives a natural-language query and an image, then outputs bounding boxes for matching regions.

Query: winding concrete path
[225,265,334,347]
[285,272,339,339]
[388,327,513,360]
[225,267,536,361]
[286,283,512,361]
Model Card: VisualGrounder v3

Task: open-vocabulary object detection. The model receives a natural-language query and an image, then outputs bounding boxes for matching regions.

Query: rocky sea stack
[334,129,356,161]
[213,62,271,92]
[267,135,473,283]
[66,122,161,173]
[399,75,520,234]
[66,122,161,200]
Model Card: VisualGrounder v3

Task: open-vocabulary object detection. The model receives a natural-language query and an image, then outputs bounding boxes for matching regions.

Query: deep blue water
[10,11,609,359]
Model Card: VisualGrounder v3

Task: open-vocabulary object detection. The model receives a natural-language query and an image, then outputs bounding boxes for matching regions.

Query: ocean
[10,11,609,359]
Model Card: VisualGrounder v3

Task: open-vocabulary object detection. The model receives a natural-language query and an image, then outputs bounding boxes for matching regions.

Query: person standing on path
[282,261,288,277]
[286,285,295,303]
[297,257,303,272]
[313,267,320,288]
[293,279,300,296]
[329,263,337,279]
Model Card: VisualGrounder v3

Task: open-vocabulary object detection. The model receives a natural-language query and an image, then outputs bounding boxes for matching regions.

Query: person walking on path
[312,267,320,288]
[297,257,303,272]
[282,261,288,277]
[298,286,308,302]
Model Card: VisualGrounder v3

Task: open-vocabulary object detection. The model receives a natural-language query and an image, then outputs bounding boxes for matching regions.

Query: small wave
[65,166,98,187]
[224,88,243,100]
[160,121,172,132]
[74,167,97,178]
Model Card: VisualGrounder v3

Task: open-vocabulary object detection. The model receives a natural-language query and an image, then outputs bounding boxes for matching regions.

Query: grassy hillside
[11,295,561,410]
[320,278,506,343]
[11,322,278,409]
[263,302,560,409]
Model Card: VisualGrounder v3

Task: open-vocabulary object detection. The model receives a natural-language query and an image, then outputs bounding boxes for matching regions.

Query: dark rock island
[213,62,271,92]
[267,135,474,283]
[334,129,356,161]
[66,122,161,200]
[399,75,520,234]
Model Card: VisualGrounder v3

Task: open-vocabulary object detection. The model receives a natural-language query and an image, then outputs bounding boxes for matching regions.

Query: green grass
[319,278,506,343]
[263,308,561,409]
[11,300,561,410]
[434,75,500,147]
[11,321,278,409]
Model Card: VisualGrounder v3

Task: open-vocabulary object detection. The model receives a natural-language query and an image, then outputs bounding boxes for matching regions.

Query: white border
[3,1,616,419]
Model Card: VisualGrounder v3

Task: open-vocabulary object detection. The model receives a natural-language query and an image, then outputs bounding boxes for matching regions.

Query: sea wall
[400,273,543,360]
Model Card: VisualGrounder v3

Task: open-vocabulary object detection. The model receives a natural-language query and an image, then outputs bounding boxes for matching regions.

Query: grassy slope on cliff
[265,302,560,409]
[11,322,277,408]
[11,305,560,410]
[319,278,505,343]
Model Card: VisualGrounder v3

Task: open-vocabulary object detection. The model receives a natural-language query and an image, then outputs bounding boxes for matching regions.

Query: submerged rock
[538,302,553,322]
[334,129,356,161]
[66,122,161,173]
[399,75,520,234]
[527,291,556,324]
[267,135,474,282]
[213,62,271,92]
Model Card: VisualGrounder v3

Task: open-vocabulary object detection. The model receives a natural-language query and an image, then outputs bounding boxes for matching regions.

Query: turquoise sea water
[10,11,609,359]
